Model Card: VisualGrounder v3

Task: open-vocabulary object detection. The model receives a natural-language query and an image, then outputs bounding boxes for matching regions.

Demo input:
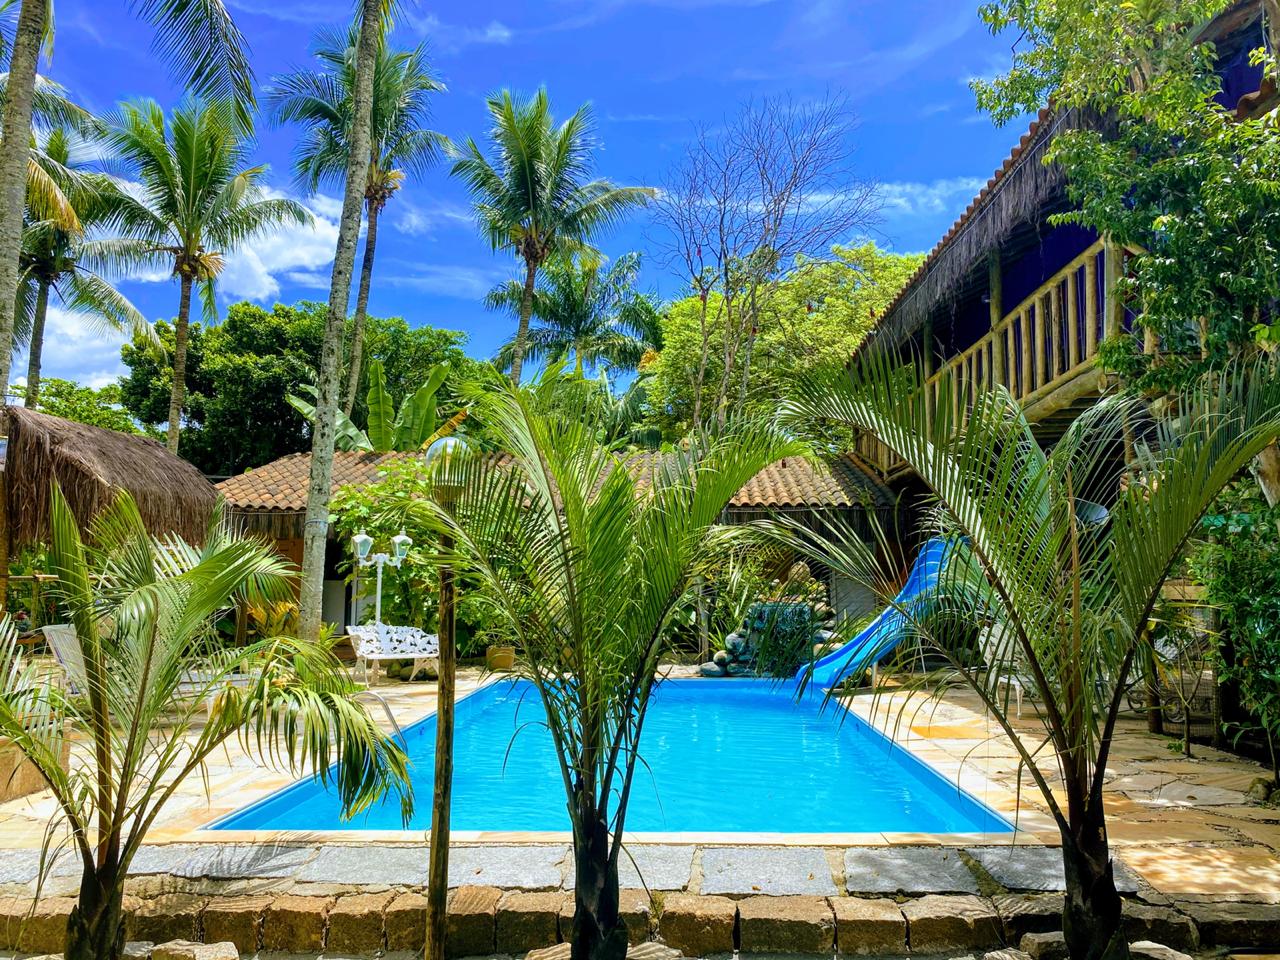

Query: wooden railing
[924,239,1116,416]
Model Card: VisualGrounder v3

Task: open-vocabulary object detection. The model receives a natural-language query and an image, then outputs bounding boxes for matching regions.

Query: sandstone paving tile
[0,849,38,884]
[699,847,835,896]
[1122,845,1280,898]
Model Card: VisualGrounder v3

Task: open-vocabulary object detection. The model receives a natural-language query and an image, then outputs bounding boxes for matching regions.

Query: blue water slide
[795,537,951,691]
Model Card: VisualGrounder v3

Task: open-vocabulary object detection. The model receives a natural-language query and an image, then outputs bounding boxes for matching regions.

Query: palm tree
[450,88,653,385]
[488,252,661,376]
[781,355,1280,960]
[401,372,801,960]
[16,128,156,407]
[0,0,254,406]
[103,98,309,453]
[0,485,410,960]
[268,25,446,416]
[297,0,388,643]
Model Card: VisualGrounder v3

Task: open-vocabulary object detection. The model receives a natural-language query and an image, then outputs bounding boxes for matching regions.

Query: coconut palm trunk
[0,0,47,402]
[298,0,383,640]
[166,274,194,453]
[342,198,380,417]
[510,259,538,385]
[23,279,50,407]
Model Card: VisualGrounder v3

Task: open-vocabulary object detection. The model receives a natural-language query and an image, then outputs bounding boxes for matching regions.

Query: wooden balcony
[858,239,1127,477]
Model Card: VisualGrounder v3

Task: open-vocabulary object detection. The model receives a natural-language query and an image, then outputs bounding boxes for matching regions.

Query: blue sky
[29,0,1027,389]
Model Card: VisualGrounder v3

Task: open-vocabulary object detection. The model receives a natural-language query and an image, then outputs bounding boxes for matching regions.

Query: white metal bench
[347,624,439,686]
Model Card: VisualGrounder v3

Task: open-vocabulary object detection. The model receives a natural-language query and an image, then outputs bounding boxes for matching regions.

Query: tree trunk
[64,864,126,960]
[425,528,457,960]
[23,279,50,407]
[166,274,194,454]
[1060,803,1129,960]
[297,0,383,640]
[0,0,46,402]
[570,798,629,960]
[342,199,380,417]
[509,259,538,386]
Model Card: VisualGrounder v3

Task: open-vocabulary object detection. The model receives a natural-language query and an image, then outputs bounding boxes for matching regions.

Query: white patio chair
[347,624,439,686]
[42,624,86,695]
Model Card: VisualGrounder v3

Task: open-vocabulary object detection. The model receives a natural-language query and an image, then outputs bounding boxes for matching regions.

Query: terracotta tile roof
[217,451,421,514]
[217,449,891,516]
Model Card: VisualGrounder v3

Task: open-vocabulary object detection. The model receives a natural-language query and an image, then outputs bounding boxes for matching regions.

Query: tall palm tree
[450,88,653,385]
[16,128,156,407]
[487,251,661,376]
[0,485,410,960]
[0,0,254,406]
[268,25,446,416]
[402,372,801,960]
[781,355,1280,960]
[103,98,309,453]
[297,0,388,643]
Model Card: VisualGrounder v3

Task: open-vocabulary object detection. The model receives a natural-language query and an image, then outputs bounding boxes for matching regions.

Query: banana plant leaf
[287,388,373,452]
[392,363,448,451]
[364,359,397,452]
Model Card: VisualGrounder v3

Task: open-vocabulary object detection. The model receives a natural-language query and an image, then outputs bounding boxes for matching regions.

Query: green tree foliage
[1194,483,1280,782]
[972,0,1280,391]
[645,243,922,437]
[119,300,477,475]
[17,378,144,435]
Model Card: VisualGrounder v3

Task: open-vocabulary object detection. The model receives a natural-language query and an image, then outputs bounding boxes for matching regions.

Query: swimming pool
[214,679,1011,834]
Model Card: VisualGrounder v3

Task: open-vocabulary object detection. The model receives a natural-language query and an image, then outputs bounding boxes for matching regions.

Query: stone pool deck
[2,666,1279,955]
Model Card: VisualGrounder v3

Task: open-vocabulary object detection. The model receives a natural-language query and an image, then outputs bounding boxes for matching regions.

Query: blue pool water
[214,679,1011,834]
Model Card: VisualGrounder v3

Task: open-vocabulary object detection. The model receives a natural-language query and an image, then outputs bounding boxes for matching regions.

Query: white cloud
[217,192,344,303]
[384,264,510,300]
[392,196,475,237]
[407,14,514,53]
[878,177,986,219]
[11,305,133,388]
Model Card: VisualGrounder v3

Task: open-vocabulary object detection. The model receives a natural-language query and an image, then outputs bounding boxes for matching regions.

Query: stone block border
[0,887,1275,956]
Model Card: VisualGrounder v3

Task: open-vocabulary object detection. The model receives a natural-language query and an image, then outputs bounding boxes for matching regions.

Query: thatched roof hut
[1,406,218,549]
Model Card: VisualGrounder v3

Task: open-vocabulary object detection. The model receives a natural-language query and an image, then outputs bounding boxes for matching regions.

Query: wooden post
[988,253,1005,388]
[1084,251,1099,359]
[1067,269,1080,370]
[1019,312,1032,398]
[1034,296,1048,392]
[1103,239,1124,339]
[426,504,458,960]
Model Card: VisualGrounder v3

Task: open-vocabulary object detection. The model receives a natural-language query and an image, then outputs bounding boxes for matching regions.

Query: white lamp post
[352,528,412,625]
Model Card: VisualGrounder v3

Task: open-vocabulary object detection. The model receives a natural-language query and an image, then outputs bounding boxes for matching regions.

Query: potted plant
[485,639,516,672]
